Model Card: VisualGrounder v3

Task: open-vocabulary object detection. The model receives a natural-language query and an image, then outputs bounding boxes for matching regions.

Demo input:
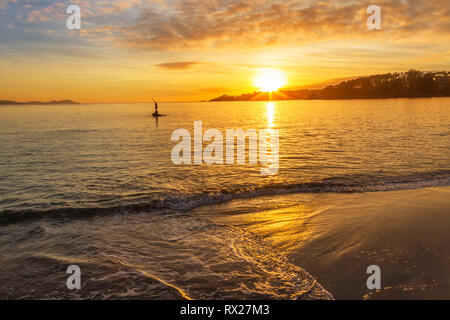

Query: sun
[253,68,286,92]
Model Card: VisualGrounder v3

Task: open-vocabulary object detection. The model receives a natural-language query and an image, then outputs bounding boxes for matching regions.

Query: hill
[210,70,450,101]
[0,100,79,105]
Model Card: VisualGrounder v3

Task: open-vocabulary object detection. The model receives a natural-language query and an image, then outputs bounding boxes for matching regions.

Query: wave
[1,170,449,225]
[0,209,333,299]
[47,129,100,134]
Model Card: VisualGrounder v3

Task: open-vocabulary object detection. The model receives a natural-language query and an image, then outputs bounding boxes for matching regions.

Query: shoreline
[208,95,450,102]
[0,186,448,299]
[192,186,450,299]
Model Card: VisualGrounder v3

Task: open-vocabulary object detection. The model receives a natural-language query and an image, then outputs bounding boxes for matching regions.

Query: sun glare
[266,102,275,127]
[254,69,286,92]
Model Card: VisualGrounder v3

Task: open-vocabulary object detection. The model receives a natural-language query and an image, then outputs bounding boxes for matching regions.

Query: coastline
[193,186,450,299]
[208,96,450,102]
[0,185,448,299]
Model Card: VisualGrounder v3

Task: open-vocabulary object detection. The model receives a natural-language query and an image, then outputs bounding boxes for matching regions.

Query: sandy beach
[193,187,450,299]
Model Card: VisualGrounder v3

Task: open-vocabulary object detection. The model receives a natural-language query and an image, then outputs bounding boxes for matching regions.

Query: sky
[0,0,449,102]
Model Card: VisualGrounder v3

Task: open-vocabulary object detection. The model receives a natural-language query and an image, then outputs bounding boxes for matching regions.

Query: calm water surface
[0,98,448,214]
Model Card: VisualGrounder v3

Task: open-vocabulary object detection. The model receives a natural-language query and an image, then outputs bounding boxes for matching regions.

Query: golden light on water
[254,69,287,92]
[266,102,275,127]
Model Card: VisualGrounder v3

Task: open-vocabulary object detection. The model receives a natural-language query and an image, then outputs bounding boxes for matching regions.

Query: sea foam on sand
[193,187,450,299]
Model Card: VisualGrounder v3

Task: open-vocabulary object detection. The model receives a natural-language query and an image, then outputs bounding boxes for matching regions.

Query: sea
[0,98,448,299]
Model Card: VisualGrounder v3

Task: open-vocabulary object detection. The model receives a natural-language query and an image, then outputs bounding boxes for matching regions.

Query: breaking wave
[1,170,449,224]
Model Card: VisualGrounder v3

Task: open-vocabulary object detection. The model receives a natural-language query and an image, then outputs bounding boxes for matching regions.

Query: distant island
[211,70,450,101]
[0,100,79,105]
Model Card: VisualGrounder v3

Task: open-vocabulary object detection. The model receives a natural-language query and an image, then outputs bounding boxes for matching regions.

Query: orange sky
[1,0,449,102]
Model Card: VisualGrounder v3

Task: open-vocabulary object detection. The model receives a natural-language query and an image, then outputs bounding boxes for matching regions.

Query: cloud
[0,0,17,10]
[156,61,201,69]
[107,0,450,50]
[3,0,450,52]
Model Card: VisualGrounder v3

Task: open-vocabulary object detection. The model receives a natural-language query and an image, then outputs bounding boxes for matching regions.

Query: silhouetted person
[153,99,158,115]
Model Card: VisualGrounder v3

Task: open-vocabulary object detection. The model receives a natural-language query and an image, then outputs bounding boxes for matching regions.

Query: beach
[194,187,450,299]
[2,186,448,299]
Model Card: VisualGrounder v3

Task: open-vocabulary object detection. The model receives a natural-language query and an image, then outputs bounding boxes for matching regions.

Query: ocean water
[0,98,449,299]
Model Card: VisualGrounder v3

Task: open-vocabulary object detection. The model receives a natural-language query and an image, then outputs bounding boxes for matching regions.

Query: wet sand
[194,187,450,299]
